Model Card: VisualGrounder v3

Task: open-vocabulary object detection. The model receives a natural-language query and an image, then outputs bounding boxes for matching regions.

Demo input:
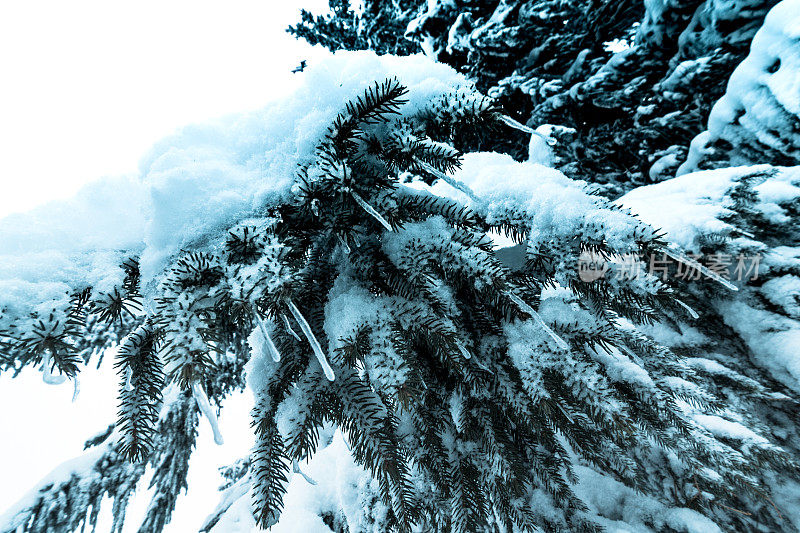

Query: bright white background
[0,1,329,530]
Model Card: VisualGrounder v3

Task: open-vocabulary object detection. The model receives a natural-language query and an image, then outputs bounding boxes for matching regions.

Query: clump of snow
[621,163,800,396]
[435,152,652,252]
[636,0,672,47]
[762,275,800,317]
[526,125,556,166]
[575,465,723,533]
[201,476,255,532]
[620,165,751,250]
[0,176,146,318]
[590,345,654,387]
[323,276,383,356]
[323,275,415,393]
[0,441,111,531]
[718,298,800,392]
[138,50,473,281]
[0,51,474,329]
[620,165,800,251]
[692,414,769,445]
[680,0,800,173]
[406,0,457,57]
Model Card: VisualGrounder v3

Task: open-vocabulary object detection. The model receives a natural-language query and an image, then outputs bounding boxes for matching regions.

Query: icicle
[413,158,479,202]
[41,350,67,385]
[472,358,490,372]
[282,314,302,341]
[286,299,335,382]
[497,114,557,145]
[659,246,739,292]
[556,402,574,424]
[456,342,472,360]
[731,226,755,239]
[338,235,351,254]
[450,392,464,432]
[507,292,570,351]
[71,375,80,403]
[124,367,133,391]
[675,298,700,319]
[475,360,490,372]
[192,381,224,445]
[293,459,317,485]
[349,190,393,232]
[256,315,282,362]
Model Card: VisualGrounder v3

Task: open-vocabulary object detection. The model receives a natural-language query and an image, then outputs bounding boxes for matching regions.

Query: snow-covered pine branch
[2,51,798,532]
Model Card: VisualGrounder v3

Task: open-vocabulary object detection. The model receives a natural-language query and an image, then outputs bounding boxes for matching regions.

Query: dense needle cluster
[1,76,797,532]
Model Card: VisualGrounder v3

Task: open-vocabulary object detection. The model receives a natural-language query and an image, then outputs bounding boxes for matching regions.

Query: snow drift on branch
[620,164,800,393]
[0,51,473,330]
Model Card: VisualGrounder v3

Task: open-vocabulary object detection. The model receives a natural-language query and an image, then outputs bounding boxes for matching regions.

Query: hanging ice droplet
[350,190,393,232]
[338,235,351,254]
[256,314,282,362]
[286,299,335,381]
[293,459,317,485]
[456,342,472,359]
[71,375,81,402]
[413,159,478,201]
[41,350,67,385]
[675,299,699,319]
[556,402,574,423]
[472,358,490,372]
[731,225,754,239]
[507,292,570,351]
[311,198,320,217]
[192,381,224,445]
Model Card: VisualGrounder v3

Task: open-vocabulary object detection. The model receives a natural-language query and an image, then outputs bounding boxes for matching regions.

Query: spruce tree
[289,0,421,56]
[1,59,797,531]
[290,0,782,196]
[680,0,800,173]
[620,162,800,530]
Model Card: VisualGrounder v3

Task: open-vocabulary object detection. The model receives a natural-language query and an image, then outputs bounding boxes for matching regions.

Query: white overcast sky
[0,0,329,215]
[0,1,330,530]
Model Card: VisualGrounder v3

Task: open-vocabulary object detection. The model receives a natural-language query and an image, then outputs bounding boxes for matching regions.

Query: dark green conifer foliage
[240,80,795,531]
[289,0,421,56]
[1,78,797,533]
[115,324,164,462]
[289,0,781,195]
